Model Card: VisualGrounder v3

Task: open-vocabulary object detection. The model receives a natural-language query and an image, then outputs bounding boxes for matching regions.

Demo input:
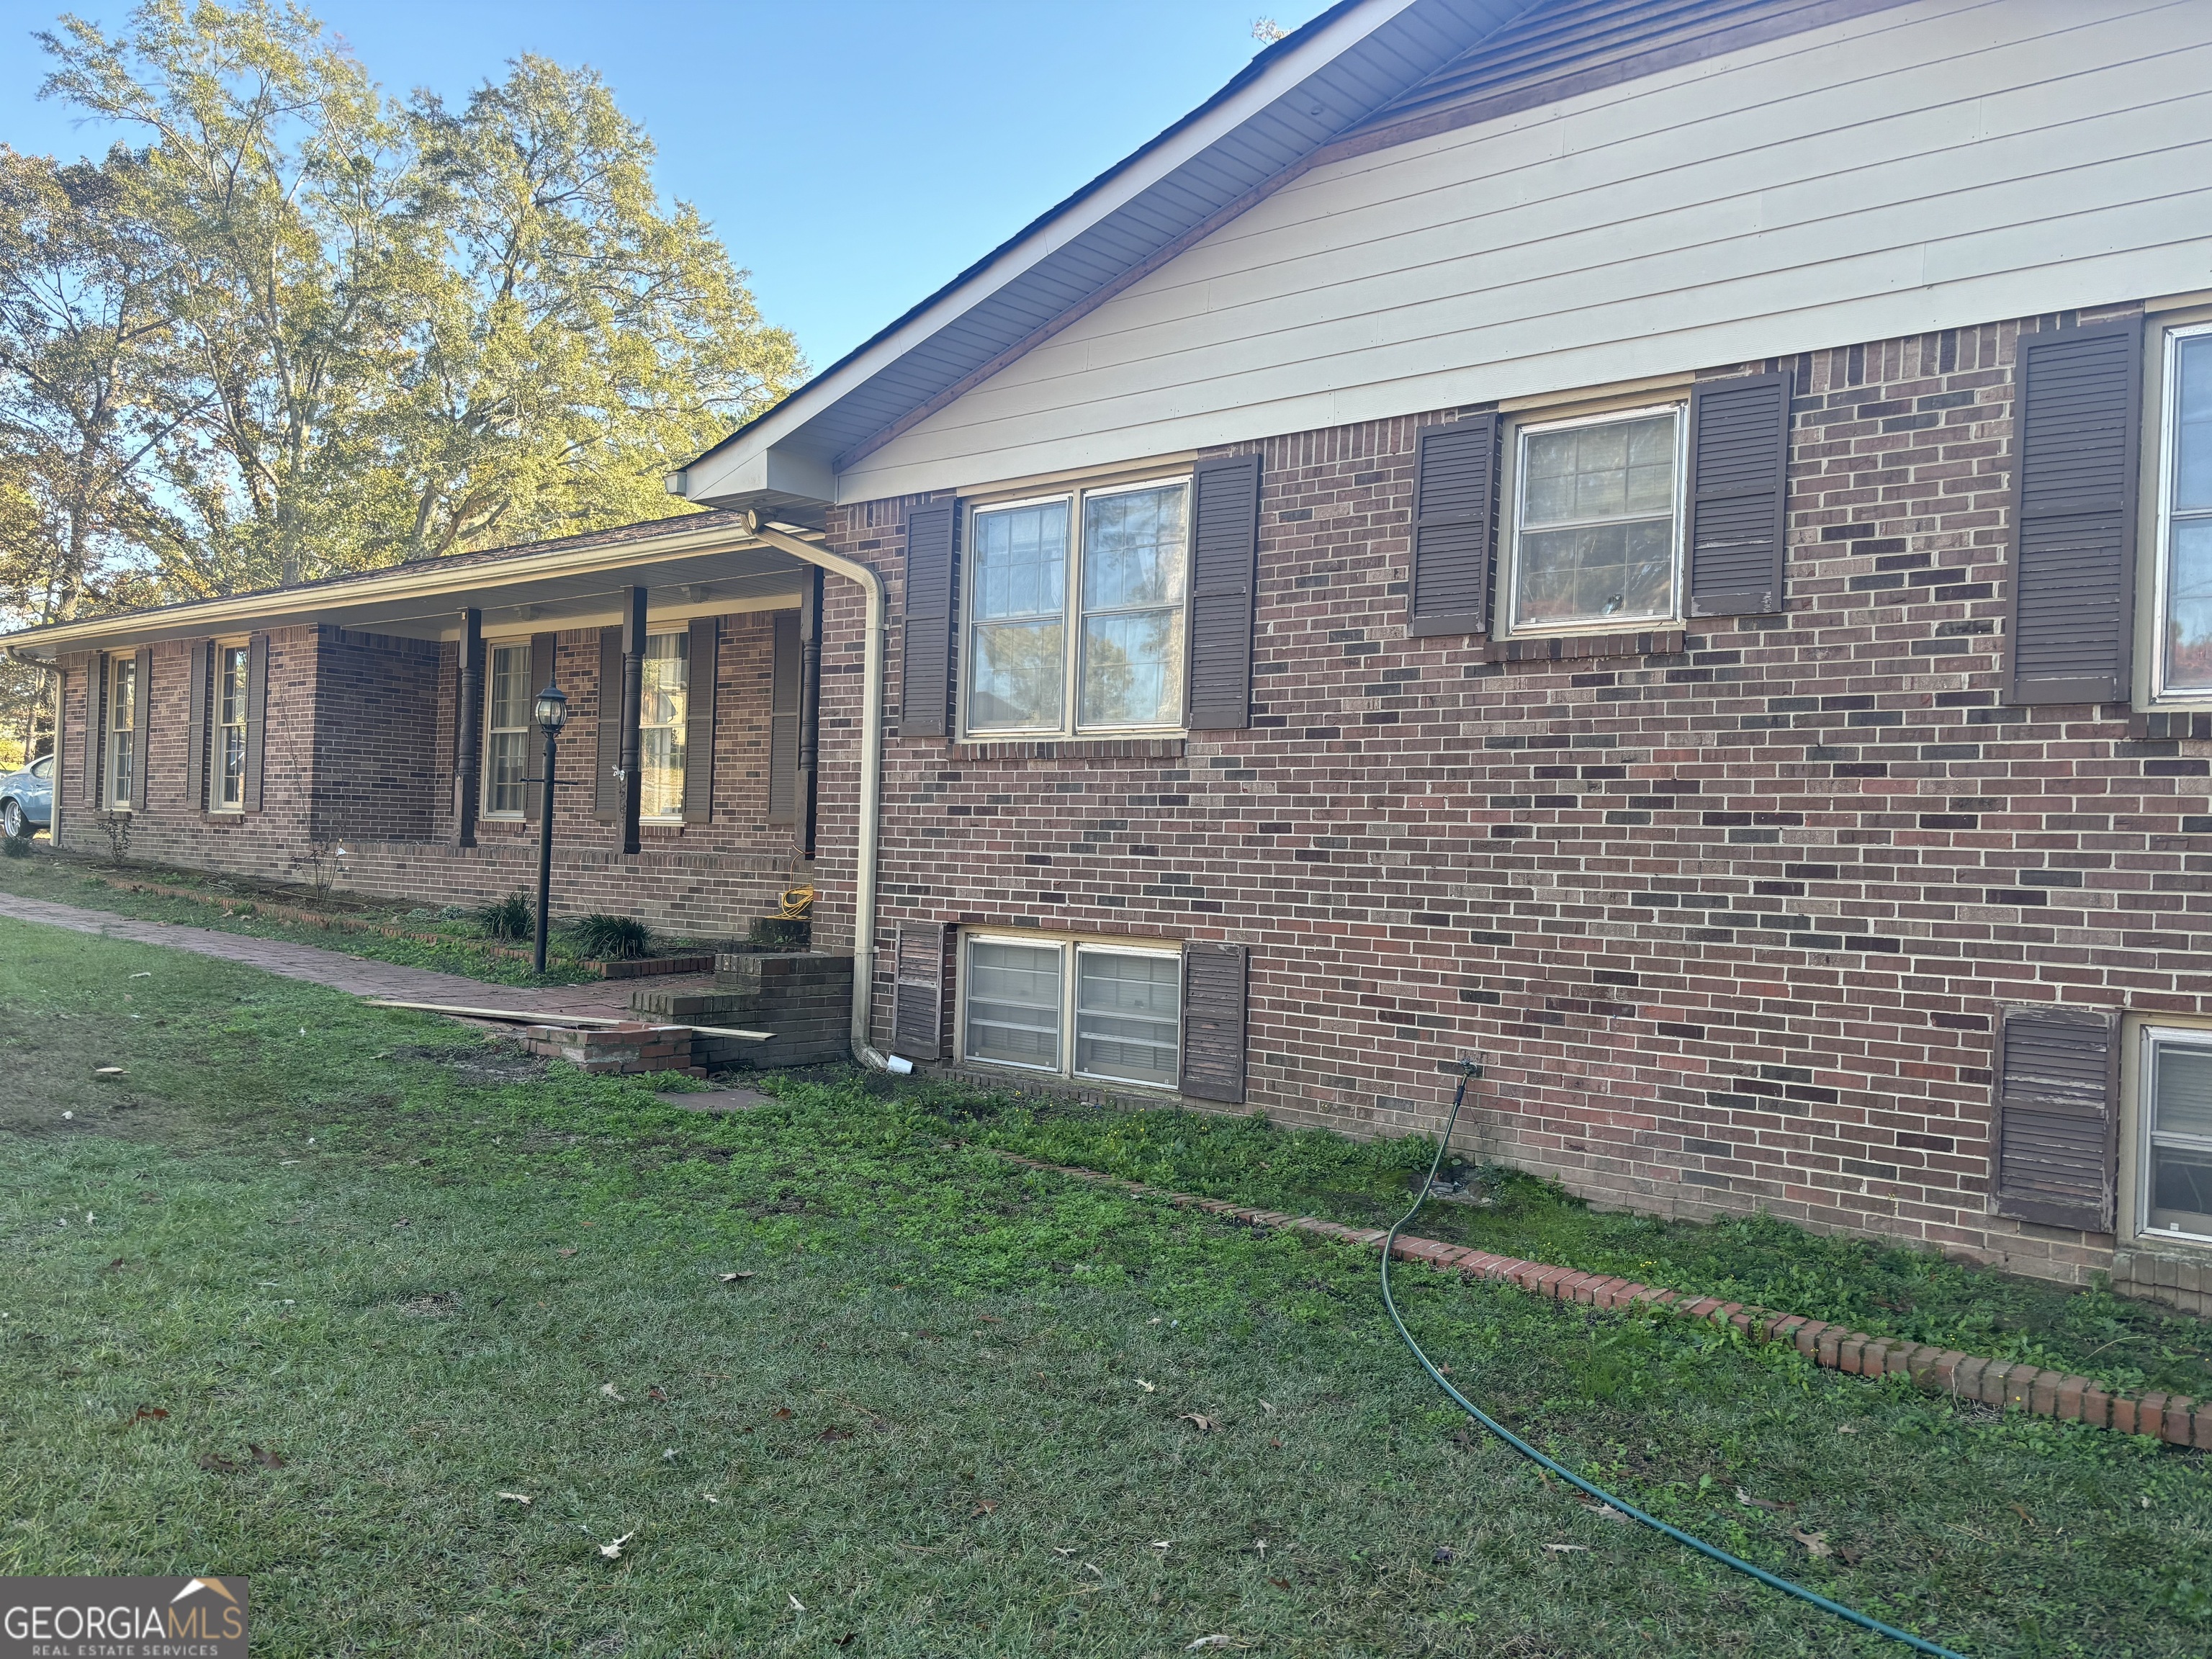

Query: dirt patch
[386,1038,549,1086]
[396,1291,461,1317]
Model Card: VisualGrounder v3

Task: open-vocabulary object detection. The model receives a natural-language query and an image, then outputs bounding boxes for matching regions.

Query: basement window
[960,933,1182,1088]
[963,477,1190,737]
[105,654,135,810]
[483,643,531,817]
[2141,1028,2212,1243]
[1506,404,1685,634]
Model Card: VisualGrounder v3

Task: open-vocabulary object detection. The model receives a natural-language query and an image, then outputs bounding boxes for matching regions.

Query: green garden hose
[1382,1058,1968,1658]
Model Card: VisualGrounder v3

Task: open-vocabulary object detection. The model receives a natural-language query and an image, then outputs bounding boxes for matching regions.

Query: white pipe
[741,514,894,1071]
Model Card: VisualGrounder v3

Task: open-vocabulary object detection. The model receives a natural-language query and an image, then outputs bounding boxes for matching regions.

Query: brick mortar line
[988,1151,2211,1450]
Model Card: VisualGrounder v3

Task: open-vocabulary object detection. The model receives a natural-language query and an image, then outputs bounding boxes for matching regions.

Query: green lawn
[4,919,2211,1657]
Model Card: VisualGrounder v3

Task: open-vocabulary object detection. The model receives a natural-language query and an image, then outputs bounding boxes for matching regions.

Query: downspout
[738,513,895,1072]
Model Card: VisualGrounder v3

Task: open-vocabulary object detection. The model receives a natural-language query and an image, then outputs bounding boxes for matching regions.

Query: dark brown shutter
[893,922,950,1061]
[130,646,153,807]
[186,641,210,812]
[84,652,105,806]
[684,616,716,824]
[767,610,800,824]
[594,626,624,821]
[901,500,957,739]
[1185,452,1262,730]
[1179,942,1249,1103]
[242,634,268,813]
[1407,416,1498,637]
[523,632,555,823]
[1990,1006,2118,1231]
[2004,321,2144,706]
[1687,370,1792,616]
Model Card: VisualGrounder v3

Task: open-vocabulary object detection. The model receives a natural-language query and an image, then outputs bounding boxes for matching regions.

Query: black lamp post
[531,681,569,976]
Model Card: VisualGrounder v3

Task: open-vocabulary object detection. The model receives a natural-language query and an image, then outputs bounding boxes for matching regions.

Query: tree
[31,0,803,595]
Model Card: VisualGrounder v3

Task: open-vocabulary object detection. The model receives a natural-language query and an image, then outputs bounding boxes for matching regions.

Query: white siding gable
[843,0,2212,503]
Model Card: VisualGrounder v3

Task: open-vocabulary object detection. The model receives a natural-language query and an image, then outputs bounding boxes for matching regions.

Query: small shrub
[567,912,651,961]
[478,891,535,940]
[96,809,132,868]
[747,915,811,949]
[2,824,32,859]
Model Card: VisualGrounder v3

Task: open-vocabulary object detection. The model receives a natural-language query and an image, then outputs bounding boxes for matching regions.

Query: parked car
[1,753,53,837]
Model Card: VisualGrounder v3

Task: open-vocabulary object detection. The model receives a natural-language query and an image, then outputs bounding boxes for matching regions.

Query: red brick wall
[811,302,2208,1285]
[55,613,805,938]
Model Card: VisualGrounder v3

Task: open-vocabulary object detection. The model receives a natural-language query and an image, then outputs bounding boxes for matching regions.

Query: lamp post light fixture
[531,681,569,976]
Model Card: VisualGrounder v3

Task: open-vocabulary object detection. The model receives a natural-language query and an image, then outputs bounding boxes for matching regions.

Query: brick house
[13,0,2212,1305]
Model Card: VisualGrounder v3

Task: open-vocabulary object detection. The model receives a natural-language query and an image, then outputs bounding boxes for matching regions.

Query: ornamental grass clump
[477,891,534,941]
[567,913,652,961]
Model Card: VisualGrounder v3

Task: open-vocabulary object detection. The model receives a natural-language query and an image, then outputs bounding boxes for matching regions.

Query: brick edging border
[990,1152,2211,1450]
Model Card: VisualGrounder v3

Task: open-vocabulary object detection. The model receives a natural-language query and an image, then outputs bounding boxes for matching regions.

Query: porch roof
[0,511,812,662]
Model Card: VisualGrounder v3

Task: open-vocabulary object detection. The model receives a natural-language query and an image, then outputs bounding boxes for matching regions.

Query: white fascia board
[681,0,1422,505]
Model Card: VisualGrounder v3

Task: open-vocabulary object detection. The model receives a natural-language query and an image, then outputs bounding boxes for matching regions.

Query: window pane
[490,646,531,732]
[2176,333,2212,513]
[1079,611,1183,727]
[1516,518,1674,626]
[110,732,133,807]
[221,728,245,806]
[487,730,527,814]
[639,634,688,818]
[1523,415,1675,526]
[966,941,1063,1069]
[220,648,246,727]
[639,724,687,819]
[1082,485,1187,611]
[968,619,1064,730]
[2155,1046,2212,1140]
[1514,413,1678,630]
[112,661,133,731]
[2166,520,2212,690]
[974,500,1069,621]
[1075,950,1180,1086]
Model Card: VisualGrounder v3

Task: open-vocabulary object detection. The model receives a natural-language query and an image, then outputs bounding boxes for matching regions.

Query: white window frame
[2151,320,2212,705]
[956,930,1184,1091]
[481,640,533,819]
[958,475,1192,740]
[212,639,248,812]
[1503,401,1689,639]
[638,627,690,823]
[2136,1023,2212,1247]
[104,654,135,811]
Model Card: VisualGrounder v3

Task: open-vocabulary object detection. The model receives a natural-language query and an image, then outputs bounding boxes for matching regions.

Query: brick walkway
[0,890,715,1020]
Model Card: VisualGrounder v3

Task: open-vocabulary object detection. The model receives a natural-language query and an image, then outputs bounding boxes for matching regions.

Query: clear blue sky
[0,1,1329,371]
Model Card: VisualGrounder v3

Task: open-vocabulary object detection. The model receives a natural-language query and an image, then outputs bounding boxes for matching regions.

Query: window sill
[953,735,1187,762]
[1484,628,1685,665]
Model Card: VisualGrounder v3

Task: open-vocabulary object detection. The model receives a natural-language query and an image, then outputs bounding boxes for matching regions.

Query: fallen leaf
[599,1383,624,1402]
[128,1406,168,1424]
[1135,1378,1156,1393]
[648,1387,670,1404]
[1268,1577,1290,1590]
[248,1444,285,1468]
[1431,1546,1455,1563]
[972,1501,999,1516]
[787,1593,805,1612]
[718,1271,754,1282]
[598,1531,634,1561]
[557,1249,578,1258]
[197,1453,241,1475]
[1583,1503,1630,1524]
[1836,1422,1861,1434]
[662,1449,679,1461]
[835,1636,856,1648]
[1151,1540,1172,1552]
[2008,1503,2036,1527]
[1791,1529,1833,1558]
[770,1407,793,1420]
[1187,1638,1231,1651]
[702,1493,719,1503]
[1259,1401,1276,1415]
[104,1258,125,1271]
[1542,1543,1588,1554]
[1269,1438,1283,1449]
[94,1066,125,1076]
[498,1492,531,1506]
[1736,1488,1794,1514]
[818,1428,853,1443]
[1178,1412,1220,1432]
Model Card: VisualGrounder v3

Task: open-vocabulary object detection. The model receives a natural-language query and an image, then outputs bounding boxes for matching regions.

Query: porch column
[453,607,482,848]
[619,585,645,855]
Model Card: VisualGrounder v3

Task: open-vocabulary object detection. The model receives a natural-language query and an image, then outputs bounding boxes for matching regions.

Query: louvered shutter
[1179,943,1249,1103]
[130,646,153,806]
[683,616,716,824]
[902,500,957,739]
[594,626,624,821]
[1185,453,1262,730]
[2005,322,2144,705]
[1407,416,1498,637]
[83,652,105,806]
[242,634,268,813]
[522,632,555,822]
[1990,1007,2118,1231]
[1688,371,1792,616]
[767,610,800,824]
[893,922,950,1061]
[186,640,210,812]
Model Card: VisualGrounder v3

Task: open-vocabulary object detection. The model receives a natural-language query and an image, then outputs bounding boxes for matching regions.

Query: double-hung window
[2155,323,2212,698]
[215,644,248,810]
[2141,1028,2212,1242]
[105,655,135,809]
[965,477,1190,735]
[961,933,1182,1089]
[483,643,531,816]
[639,631,688,821]
[1506,405,1686,633]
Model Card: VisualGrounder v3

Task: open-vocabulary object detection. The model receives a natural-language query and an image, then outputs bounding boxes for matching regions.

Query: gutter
[739,513,895,1073]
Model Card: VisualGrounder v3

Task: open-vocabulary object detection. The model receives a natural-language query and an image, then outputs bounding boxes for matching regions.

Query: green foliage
[14,0,803,603]
[745,914,809,949]
[1,824,32,858]
[476,890,534,941]
[564,911,649,960]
